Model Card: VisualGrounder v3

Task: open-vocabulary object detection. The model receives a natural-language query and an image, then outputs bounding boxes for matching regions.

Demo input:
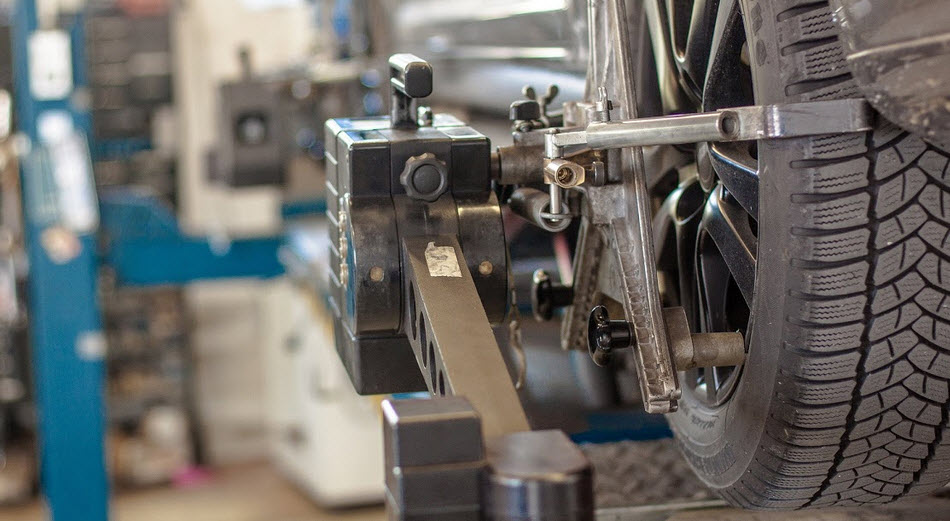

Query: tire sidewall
[666,0,806,489]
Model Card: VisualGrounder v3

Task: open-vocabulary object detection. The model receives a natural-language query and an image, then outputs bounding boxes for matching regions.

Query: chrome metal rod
[549,183,563,215]
[586,111,731,149]
[547,112,729,153]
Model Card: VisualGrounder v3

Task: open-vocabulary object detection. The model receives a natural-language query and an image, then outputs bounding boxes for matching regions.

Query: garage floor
[0,464,386,521]
[2,460,950,521]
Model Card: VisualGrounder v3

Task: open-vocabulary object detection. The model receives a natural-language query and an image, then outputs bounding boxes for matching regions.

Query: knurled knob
[400,153,449,202]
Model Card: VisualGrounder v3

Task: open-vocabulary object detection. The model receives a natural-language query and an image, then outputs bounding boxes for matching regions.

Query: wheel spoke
[654,0,753,408]
[701,186,757,305]
[667,0,693,56]
[701,0,748,111]
[710,142,759,219]
[682,0,720,92]
[706,369,718,402]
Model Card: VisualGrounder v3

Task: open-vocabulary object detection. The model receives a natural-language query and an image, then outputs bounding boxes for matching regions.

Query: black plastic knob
[389,53,433,99]
[510,100,541,122]
[400,153,449,202]
[587,306,633,367]
[531,270,574,322]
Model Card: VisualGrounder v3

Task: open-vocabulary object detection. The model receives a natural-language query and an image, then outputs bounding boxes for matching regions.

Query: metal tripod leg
[387,239,592,520]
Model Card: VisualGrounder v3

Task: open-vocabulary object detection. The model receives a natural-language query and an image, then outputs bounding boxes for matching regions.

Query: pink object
[172,466,213,488]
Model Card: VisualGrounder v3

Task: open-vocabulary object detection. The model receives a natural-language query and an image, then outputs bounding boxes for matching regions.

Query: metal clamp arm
[545,98,873,157]
[402,235,530,438]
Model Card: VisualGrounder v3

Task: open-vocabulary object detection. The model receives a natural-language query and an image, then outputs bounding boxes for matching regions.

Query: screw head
[556,167,575,186]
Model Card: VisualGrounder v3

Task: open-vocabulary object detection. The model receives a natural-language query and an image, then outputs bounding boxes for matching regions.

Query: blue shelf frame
[12,2,109,520]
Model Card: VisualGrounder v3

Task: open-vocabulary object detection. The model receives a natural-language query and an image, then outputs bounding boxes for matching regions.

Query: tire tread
[707,0,950,509]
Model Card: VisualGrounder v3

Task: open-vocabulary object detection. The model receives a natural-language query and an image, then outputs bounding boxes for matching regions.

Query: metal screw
[594,87,613,122]
[369,266,385,282]
[556,167,575,186]
[478,261,493,276]
[417,106,433,127]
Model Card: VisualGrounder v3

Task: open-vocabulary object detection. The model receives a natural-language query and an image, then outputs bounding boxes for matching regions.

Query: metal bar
[549,99,873,151]
[729,98,873,140]
[13,1,110,519]
[402,235,530,439]
[589,0,681,413]
[586,111,729,148]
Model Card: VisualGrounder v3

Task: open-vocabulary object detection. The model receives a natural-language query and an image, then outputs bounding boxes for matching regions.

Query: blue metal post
[12,1,109,520]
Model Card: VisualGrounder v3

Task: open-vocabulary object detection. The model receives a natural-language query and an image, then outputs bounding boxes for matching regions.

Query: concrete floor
[3,461,950,521]
[0,464,386,521]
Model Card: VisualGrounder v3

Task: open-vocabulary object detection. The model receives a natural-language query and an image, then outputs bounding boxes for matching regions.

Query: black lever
[389,53,433,129]
[587,306,633,366]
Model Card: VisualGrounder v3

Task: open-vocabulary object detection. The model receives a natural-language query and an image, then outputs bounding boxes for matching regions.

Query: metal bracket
[383,396,594,521]
[402,235,530,438]
[528,0,874,415]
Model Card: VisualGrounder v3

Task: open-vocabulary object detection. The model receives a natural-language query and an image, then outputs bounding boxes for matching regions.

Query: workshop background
[0,0,945,521]
[0,1,709,520]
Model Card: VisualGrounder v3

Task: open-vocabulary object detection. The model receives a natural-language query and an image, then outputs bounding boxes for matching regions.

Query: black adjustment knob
[587,306,633,367]
[510,100,541,122]
[531,270,574,322]
[400,153,449,202]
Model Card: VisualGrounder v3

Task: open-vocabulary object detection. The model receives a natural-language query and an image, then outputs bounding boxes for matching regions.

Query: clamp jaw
[325,54,522,430]
[327,55,594,520]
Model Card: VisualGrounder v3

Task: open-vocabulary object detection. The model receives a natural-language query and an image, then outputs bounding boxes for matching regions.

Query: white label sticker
[28,30,73,100]
[425,242,462,278]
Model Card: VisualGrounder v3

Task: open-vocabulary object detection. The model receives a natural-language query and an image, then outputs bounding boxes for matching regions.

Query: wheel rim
[654,0,758,408]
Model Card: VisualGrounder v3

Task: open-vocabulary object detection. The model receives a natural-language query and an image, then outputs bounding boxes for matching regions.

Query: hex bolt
[531,270,575,322]
[587,305,633,367]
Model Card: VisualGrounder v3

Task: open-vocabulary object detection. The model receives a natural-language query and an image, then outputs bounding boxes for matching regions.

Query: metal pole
[12,1,109,520]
